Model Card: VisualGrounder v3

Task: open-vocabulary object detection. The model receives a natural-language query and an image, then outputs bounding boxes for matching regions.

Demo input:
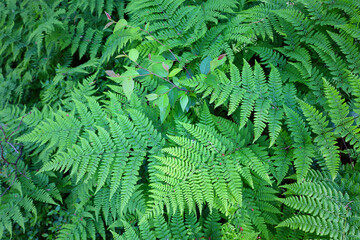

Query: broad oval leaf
[123,78,134,100]
[200,56,212,75]
[151,63,168,78]
[128,49,139,62]
[114,19,127,32]
[169,68,182,78]
[146,93,158,101]
[155,85,170,95]
[180,95,189,111]
[157,94,169,108]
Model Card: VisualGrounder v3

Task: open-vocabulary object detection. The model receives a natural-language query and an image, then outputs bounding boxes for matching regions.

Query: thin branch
[7,115,27,140]
[0,142,11,165]
[342,137,354,169]
[249,17,266,25]
[14,145,23,165]
[7,142,19,154]
[0,173,17,198]
[0,114,28,198]
[0,125,7,139]
[345,200,354,209]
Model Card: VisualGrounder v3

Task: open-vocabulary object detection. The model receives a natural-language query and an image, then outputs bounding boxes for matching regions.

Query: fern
[323,79,360,151]
[298,99,340,179]
[179,61,287,146]
[2,0,360,239]
[284,106,314,182]
[277,168,360,239]
[144,115,273,237]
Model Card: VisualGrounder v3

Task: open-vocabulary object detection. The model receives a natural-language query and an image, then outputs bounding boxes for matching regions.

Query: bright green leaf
[159,104,170,123]
[145,36,154,41]
[210,56,226,72]
[128,49,139,62]
[146,93,158,101]
[155,94,170,122]
[123,78,134,100]
[169,68,182,77]
[157,94,169,108]
[114,19,127,32]
[115,54,127,58]
[144,23,150,31]
[151,63,168,78]
[150,55,165,62]
[155,85,170,95]
[122,69,139,78]
[180,95,189,111]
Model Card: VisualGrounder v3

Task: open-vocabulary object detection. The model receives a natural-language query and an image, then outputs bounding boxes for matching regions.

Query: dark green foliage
[1,0,360,239]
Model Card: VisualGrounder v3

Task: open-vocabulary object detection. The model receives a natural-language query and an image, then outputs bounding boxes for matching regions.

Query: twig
[345,200,354,209]
[208,141,220,154]
[14,145,23,165]
[0,173,17,198]
[342,137,354,169]
[0,114,28,198]
[7,114,27,140]
[249,18,266,25]
[0,125,6,139]
[7,142,19,154]
[0,142,12,165]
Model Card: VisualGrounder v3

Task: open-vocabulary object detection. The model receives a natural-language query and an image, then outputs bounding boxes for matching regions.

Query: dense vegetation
[1,0,360,239]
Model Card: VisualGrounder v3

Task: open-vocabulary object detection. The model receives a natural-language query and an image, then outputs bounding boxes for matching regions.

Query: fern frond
[324,79,360,151]
[298,99,340,179]
[239,60,256,130]
[228,64,245,115]
[277,168,360,239]
[268,65,284,147]
[17,111,82,151]
[348,72,360,117]
[327,31,360,74]
[284,106,314,181]
[277,215,342,238]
